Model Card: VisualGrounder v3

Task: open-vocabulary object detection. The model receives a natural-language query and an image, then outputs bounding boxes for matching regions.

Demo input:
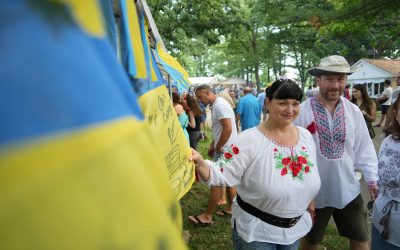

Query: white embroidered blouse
[372,135,400,247]
[205,126,321,244]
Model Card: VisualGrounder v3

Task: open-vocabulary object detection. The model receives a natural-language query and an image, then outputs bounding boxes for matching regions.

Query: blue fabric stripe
[99,0,117,52]
[140,12,151,81]
[132,50,166,97]
[119,0,139,77]
[0,1,144,145]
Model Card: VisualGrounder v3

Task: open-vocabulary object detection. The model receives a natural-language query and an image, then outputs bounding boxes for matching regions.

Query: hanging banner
[138,85,195,199]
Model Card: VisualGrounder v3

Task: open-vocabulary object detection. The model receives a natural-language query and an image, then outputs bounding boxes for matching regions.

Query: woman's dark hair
[185,94,202,117]
[384,97,400,141]
[351,84,374,113]
[266,78,303,101]
[172,92,181,104]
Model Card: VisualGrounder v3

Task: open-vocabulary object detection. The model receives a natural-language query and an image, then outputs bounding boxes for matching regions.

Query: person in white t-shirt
[294,55,379,250]
[375,79,393,127]
[191,79,321,249]
[189,85,237,226]
[391,74,400,104]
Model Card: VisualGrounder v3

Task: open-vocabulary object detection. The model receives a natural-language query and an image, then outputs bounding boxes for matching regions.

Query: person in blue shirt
[258,88,268,122]
[236,87,262,131]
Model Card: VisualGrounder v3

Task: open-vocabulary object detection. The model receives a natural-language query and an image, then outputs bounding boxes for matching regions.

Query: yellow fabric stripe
[52,0,105,38]
[125,0,147,78]
[138,85,195,199]
[0,117,186,249]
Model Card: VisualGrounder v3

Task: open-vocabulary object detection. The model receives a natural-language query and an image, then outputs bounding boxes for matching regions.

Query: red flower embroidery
[282,157,291,166]
[273,147,314,180]
[290,162,302,177]
[298,156,307,165]
[306,121,317,134]
[224,152,233,159]
[232,146,239,154]
[220,168,224,173]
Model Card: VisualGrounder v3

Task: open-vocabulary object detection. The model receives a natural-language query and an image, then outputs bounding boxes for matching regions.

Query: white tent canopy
[188,77,220,86]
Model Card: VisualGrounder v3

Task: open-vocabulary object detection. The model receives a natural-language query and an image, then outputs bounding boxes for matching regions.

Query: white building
[348,58,400,97]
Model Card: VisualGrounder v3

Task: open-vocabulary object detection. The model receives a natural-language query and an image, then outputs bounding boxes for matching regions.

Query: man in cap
[294,55,379,250]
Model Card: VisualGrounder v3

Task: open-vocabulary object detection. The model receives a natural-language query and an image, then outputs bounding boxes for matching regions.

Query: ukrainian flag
[155,40,192,93]
[0,1,186,249]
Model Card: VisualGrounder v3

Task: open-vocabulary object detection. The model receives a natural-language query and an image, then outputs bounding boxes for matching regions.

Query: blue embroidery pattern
[311,97,346,159]
[377,137,400,199]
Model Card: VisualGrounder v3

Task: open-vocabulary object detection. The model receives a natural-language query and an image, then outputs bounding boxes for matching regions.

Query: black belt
[236,195,301,228]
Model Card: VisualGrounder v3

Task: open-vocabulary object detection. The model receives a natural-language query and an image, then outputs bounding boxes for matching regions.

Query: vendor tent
[215,77,247,88]
[188,76,220,86]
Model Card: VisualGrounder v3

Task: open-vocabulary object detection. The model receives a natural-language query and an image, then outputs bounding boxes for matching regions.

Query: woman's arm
[188,111,196,128]
[190,149,211,182]
[362,101,377,122]
[307,200,316,225]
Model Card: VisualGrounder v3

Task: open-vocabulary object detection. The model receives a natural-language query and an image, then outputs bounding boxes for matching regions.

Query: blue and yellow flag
[0,1,186,249]
[155,40,192,93]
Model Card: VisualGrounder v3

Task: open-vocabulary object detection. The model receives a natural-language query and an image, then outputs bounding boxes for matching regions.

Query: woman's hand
[190,148,211,182]
[190,148,205,166]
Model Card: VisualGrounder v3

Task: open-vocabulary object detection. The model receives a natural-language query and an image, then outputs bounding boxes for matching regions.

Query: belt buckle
[288,217,298,227]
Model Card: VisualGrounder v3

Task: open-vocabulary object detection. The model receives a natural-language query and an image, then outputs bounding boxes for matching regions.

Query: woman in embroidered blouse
[351,84,377,138]
[371,97,400,250]
[191,79,321,249]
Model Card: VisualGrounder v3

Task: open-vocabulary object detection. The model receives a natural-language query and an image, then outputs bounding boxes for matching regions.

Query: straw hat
[308,55,353,76]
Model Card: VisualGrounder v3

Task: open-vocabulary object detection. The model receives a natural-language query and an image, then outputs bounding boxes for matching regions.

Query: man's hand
[368,182,379,201]
[208,146,214,158]
[215,146,223,155]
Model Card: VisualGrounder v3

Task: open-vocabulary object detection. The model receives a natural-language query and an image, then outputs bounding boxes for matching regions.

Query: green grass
[181,127,349,250]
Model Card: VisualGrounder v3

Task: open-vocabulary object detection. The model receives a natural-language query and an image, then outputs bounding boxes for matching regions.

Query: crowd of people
[176,55,400,250]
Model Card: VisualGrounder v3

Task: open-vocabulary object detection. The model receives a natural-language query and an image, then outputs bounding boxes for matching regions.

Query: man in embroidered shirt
[188,85,238,225]
[294,55,379,250]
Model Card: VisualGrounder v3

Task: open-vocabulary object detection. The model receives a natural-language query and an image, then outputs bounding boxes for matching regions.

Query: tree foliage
[147,0,400,89]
